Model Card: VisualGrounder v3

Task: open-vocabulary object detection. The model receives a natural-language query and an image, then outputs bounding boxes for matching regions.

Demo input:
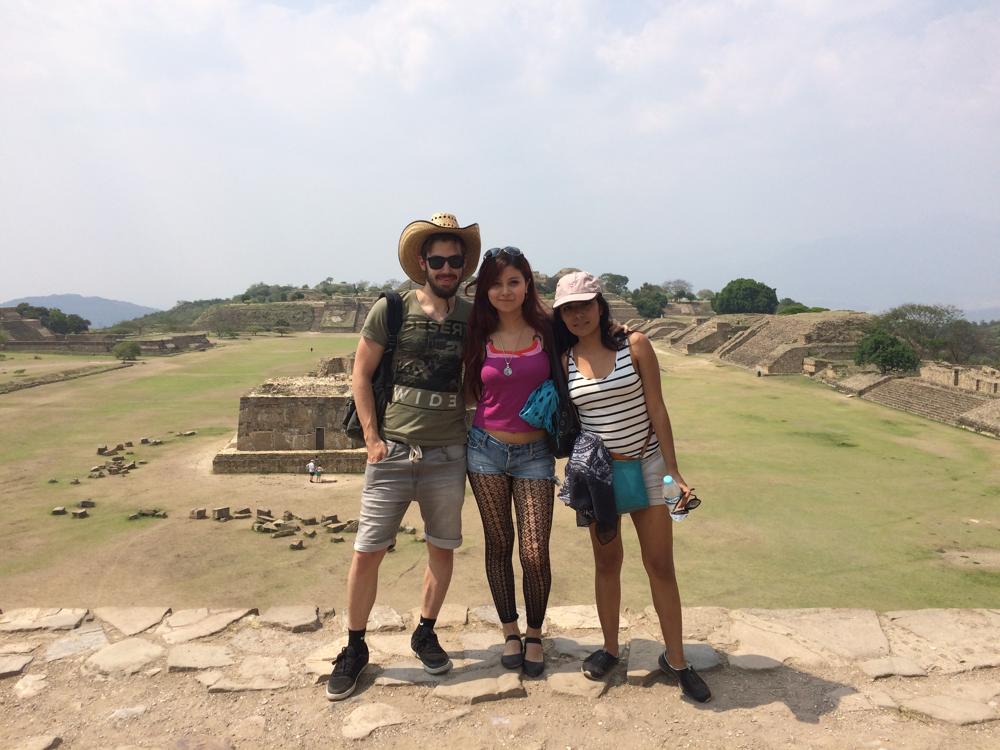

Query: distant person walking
[306,458,317,483]
[463,247,557,677]
[553,272,711,703]
[326,213,480,701]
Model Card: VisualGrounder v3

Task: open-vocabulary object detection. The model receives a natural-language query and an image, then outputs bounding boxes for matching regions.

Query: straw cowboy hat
[398,212,481,285]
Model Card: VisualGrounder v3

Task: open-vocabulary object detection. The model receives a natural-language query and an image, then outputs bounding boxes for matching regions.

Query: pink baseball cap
[553,271,602,308]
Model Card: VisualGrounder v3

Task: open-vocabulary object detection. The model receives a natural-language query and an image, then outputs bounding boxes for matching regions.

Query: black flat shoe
[659,652,712,703]
[500,634,523,670]
[522,636,545,677]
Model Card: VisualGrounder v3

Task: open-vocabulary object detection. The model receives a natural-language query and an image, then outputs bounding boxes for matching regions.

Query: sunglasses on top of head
[425,254,465,270]
[484,246,523,261]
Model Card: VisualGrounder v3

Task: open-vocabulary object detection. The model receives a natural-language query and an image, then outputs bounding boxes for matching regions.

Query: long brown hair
[463,251,554,402]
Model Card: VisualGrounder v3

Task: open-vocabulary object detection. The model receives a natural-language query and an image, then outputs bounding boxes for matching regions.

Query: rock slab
[14,673,48,700]
[167,644,234,671]
[548,669,607,698]
[259,606,321,632]
[85,638,164,675]
[547,605,629,631]
[93,607,170,636]
[0,653,34,677]
[901,695,998,725]
[433,670,525,704]
[156,609,254,644]
[626,637,663,686]
[375,660,442,686]
[342,703,406,740]
[0,608,87,632]
[860,656,926,679]
[45,623,109,662]
[12,737,62,750]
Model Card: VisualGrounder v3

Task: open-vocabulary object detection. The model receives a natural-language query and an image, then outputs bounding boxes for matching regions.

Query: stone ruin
[0,308,212,355]
[213,356,366,475]
[194,297,379,334]
[0,307,53,342]
[656,311,999,437]
[832,365,1000,438]
[667,311,871,375]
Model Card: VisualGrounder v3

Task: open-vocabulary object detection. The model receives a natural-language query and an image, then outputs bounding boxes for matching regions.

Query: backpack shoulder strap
[383,292,403,352]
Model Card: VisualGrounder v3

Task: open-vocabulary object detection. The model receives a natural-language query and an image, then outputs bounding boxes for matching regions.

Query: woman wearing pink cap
[462,247,557,677]
[553,271,711,703]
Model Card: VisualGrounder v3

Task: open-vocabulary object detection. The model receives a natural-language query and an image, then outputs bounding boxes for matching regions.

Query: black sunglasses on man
[425,254,465,270]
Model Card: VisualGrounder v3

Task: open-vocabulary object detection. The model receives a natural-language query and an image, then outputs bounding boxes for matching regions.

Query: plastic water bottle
[662,475,685,523]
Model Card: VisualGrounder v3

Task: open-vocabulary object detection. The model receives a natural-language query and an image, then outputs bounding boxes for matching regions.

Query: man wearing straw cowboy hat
[327,212,481,701]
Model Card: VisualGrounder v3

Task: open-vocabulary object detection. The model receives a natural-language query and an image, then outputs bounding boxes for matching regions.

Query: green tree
[273,318,291,336]
[631,283,668,318]
[662,279,693,299]
[65,313,90,333]
[777,303,810,315]
[878,304,960,359]
[875,304,1000,364]
[599,273,630,297]
[712,278,779,314]
[112,341,142,361]
[854,330,919,374]
[696,289,715,301]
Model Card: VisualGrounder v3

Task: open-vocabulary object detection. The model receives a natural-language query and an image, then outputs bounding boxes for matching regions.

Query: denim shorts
[466,426,556,481]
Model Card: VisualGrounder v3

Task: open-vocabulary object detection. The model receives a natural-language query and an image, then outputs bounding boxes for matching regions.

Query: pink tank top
[473,337,551,433]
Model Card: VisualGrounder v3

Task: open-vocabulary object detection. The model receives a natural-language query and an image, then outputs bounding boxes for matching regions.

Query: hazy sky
[2,0,998,315]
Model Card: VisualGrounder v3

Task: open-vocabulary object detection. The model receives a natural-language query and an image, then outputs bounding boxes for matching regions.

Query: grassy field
[0,333,997,611]
[0,350,122,388]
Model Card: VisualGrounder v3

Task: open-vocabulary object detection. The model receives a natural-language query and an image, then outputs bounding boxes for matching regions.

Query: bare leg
[589,519,624,656]
[421,542,454,620]
[346,549,387,630]
[630,506,685,667]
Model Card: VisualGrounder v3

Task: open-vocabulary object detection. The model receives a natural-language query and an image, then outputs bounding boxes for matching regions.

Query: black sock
[348,628,367,649]
[418,616,436,630]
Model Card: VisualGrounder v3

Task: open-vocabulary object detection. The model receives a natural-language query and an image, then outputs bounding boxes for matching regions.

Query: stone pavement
[1,605,998,749]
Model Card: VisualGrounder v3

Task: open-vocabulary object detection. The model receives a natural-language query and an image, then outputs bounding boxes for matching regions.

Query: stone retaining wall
[236,390,356,452]
[212,444,367,474]
[921,363,1000,397]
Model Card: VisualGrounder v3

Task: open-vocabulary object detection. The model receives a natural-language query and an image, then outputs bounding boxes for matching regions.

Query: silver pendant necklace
[496,328,528,377]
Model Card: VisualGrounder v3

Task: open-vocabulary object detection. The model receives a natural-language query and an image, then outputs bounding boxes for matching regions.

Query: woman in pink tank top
[463,247,556,677]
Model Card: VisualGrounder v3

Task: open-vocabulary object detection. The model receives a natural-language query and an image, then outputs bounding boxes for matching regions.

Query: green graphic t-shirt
[360,291,470,446]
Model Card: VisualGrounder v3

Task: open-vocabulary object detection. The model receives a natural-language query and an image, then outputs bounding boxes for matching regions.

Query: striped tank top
[567,345,659,457]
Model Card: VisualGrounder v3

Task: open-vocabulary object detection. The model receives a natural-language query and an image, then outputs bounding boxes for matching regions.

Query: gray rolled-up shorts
[354,439,467,552]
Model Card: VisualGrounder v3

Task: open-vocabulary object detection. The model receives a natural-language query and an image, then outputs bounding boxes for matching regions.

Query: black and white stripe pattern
[567,346,659,457]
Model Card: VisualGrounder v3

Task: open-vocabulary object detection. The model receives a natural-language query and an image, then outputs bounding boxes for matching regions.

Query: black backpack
[342,292,404,441]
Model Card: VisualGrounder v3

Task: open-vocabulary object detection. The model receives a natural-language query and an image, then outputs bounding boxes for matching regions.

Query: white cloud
[0,1,997,309]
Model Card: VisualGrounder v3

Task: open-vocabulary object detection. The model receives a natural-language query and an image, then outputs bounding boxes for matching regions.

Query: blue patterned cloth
[559,430,617,544]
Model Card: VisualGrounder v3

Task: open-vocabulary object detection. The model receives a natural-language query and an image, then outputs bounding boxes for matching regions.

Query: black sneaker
[411,625,452,674]
[325,643,369,701]
[582,648,619,680]
[659,652,712,703]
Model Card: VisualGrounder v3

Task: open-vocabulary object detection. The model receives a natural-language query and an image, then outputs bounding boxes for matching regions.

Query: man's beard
[426,274,460,299]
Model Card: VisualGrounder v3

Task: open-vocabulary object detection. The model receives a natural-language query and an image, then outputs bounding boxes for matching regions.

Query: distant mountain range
[1,294,160,329]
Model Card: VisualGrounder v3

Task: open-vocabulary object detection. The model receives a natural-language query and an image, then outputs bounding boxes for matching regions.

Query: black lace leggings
[468,473,554,629]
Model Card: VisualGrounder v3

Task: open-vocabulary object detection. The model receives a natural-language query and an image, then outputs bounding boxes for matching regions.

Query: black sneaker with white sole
[581,648,619,680]
[658,652,711,703]
[411,625,452,674]
[325,643,369,701]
